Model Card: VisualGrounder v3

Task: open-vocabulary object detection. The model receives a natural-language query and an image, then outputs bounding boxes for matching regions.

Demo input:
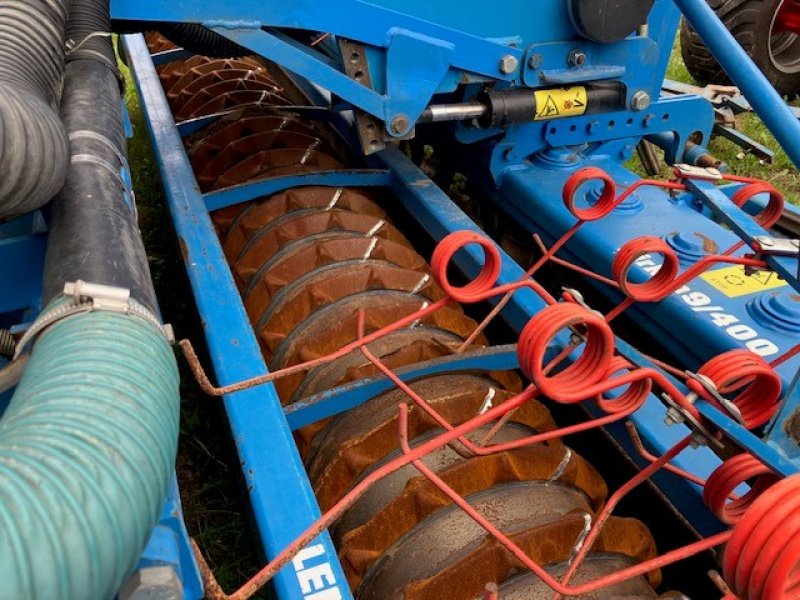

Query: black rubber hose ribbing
[156,23,248,57]
[44,3,158,312]
[0,0,70,221]
[113,20,249,58]
[65,0,115,72]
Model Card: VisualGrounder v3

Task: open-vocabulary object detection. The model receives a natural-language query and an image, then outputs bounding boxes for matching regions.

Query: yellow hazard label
[700,265,788,298]
[534,86,588,121]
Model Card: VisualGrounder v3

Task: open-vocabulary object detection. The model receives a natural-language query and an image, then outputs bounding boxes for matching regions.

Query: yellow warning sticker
[700,265,788,298]
[534,86,588,121]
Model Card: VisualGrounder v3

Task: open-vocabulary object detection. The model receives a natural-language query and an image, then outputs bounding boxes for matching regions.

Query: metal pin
[300,139,320,164]
[326,188,343,210]
[550,447,573,481]
[362,237,378,261]
[410,302,429,328]
[567,513,594,564]
[366,219,385,237]
[478,388,496,415]
[409,274,430,295]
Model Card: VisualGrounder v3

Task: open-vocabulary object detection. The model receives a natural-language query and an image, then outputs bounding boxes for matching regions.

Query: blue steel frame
[125,34,353,600]
[112,0,714,162]
[118,0,800,595]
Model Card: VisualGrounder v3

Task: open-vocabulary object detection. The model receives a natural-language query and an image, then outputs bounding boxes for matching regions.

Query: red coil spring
[431,230,501,303]
[723,474,800,599]
[730,181,785,229]
[703,454,780,525]
[690,350,783,430]
[518,303,615,402]
[594,355,653,414]
[611,236,681,302]
[562,167,618,221]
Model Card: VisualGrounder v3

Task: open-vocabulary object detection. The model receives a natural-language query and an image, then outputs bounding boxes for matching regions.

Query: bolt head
[119,566,183,600]
[527,54,543,69]
[499,54,519,75]
[631,90,652,112]
[568,50,587,67]
[390,114,410,134]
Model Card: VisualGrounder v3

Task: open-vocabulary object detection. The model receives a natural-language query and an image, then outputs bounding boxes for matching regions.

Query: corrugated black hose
[0,0,71,221]
[44,0,158,312]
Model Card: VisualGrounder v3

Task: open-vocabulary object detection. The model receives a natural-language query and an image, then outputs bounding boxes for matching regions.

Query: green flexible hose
[0,306,179,599]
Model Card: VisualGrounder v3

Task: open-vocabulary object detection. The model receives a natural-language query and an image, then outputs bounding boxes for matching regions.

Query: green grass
[663,37,800,204]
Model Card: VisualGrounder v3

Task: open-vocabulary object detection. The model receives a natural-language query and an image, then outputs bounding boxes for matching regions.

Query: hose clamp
[14,281,174,358]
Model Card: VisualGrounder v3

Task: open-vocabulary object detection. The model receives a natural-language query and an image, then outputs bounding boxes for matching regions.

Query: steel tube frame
[674,0,800,168]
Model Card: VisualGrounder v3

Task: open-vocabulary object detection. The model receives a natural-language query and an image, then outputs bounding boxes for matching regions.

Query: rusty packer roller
[145,36,687,599]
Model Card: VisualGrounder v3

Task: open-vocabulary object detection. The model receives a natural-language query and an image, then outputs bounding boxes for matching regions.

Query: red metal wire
[455,169,685,350]
[703,454,780,525]
[394,402,734,598]
[730,181,785,229]
[552,434,696,599]
[770,342,800,369]
[689,349,782,430]
[532,234,622,288]
[723,474,800,599]
[518,303,703,420]
[611,236,768,304]
[625,421,711,489]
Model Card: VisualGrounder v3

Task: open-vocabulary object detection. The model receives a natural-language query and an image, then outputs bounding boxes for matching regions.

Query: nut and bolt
[390,114,410,134]
[567,49,587,68]
[499,54,519,74]
[631,90,652,112]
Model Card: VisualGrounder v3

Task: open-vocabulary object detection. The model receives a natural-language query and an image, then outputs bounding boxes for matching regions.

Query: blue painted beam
[204,170,393,212]
[285,346,519,430]
[674,0,800,168]
[124,34,352,600]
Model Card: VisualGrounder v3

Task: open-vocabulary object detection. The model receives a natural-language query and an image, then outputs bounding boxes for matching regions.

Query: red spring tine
[730,181,785,230]
[562,167,618,222]
[611,236,682,303]
[692,350,782,430]
[431,231,502,303]
[595,356,653,414]
[518,303,615,401]
[607,236,769,321]
[723,475,800,599]
[704,454,780,525]
[517,304,703,420]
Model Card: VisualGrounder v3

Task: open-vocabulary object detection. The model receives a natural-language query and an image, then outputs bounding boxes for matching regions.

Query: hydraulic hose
[115,20,248,58]
[156,23,247,58]
[0,0,71,221]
